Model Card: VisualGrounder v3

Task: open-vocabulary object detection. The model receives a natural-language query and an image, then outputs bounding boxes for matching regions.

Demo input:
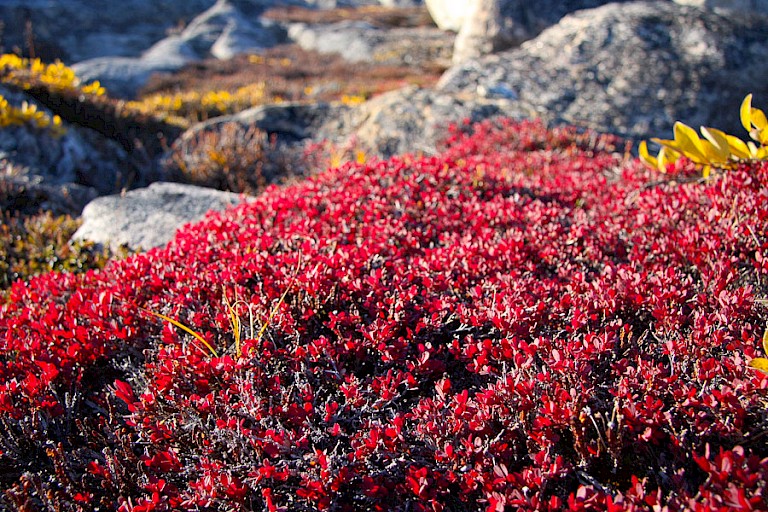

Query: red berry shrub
[1,118,768,510]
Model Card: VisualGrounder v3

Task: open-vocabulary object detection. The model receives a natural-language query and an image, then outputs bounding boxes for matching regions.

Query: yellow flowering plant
[0,95,65,136]
[0,53,105,98]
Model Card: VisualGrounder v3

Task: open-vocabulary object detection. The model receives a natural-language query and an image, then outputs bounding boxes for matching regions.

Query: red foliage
[1,118,768,510]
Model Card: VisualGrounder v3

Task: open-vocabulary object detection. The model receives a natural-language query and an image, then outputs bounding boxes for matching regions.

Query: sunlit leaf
[741,94,753,132]
[673,122,708,163]
[762,325,768,356]
[749,357,768,374]
[699,139,728,165]
[638,140,657,168]
[700,126,731,161]
[758,127,768,146]
[750,107,768,130]
[748,141,760,158]
[725,134,752,159]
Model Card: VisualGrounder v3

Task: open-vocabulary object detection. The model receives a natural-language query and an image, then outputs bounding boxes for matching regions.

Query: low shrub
[0,211,121,294]
[1,119,767,510]
[262,4,436,29]
[0,94,64,136]
[125,83,269,129]
[0,53,104,98]
[0,53,182,158]
[164,122,308,195]
[138,44,444,120]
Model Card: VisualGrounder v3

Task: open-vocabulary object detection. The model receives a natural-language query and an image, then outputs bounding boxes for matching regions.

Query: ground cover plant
[0,211,118,295]
[0,170,127,295]
[2,117,768,510]
[136,44,445,129]
[262,4,435,28]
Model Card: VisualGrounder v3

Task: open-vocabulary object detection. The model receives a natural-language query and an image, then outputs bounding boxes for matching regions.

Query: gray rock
[72,0,288,98]
[315,86,528,158]
[0,86,144,202]
[302,0,380,6]
[674,0,768,14]
[0,0,217,62]
[72,182,246,251]
[179,0,287,59]
[379,0,422,6]
[288,21,379,62]
[438,1,768,140]
[72,54,190,100]
[452,0,650,63]
[287,20,452,67]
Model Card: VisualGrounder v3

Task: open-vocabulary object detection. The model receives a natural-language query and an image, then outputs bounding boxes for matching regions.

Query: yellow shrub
[126,83,267,126]
[639,94,768,177]
[0,95,65,136]
[0,53,104,97]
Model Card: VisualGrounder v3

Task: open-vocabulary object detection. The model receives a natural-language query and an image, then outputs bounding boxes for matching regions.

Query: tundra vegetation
[1,28,768,511]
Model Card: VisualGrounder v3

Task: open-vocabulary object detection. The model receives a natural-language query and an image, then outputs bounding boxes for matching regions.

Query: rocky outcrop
[0,0,217,63]
[438,1,768,140]
[73,0,287,98]
[287,20,452,66]
[315,86,527,158]
[450,0,646,63]
[379,0,423,6]
[179,0,287,59]
[0,86,149,214]
[72,182,246,251]
[674,0,768,14]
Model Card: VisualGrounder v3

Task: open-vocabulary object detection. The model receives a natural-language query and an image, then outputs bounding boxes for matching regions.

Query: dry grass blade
[140,307,219,358]
[222,289,243,359]
[255,276,296,343]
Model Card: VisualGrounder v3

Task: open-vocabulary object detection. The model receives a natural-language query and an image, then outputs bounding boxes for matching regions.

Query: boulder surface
[72,182,247,251]
[439,1,768,140]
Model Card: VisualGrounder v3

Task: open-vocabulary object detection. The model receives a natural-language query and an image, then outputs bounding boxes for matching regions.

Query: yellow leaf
[741,94,753,132]
[749,357,768,374]
[762,325,768,355]
[748,141,760,158]
[699,139,729,165]
[725,135,752,159]
[657,146,681,171]
[673,122,708,163]
[758,127,768,146]
[638,140,658,168]
[699,126,731,161]
[751,107,768,130]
